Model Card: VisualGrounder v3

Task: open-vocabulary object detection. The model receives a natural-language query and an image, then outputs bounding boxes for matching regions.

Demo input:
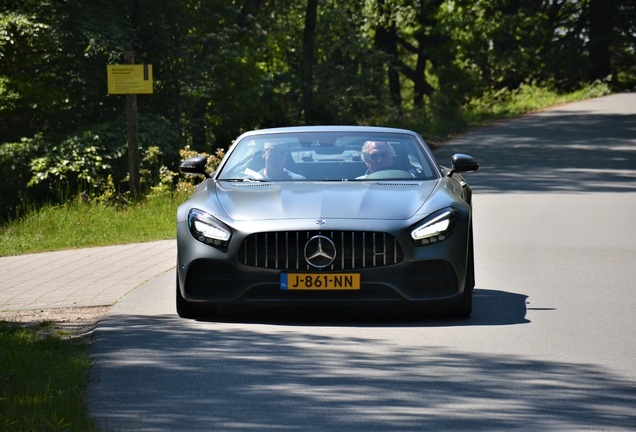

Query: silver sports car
[176,126,479,318]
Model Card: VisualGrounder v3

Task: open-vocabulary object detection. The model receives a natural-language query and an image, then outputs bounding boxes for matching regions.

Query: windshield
[217,131,439,181]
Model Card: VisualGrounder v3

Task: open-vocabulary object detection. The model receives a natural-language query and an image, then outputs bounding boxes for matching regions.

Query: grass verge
[0,191,188,258]
[0,321,96,431]
[0,190,190,430]
[394,80,612,144]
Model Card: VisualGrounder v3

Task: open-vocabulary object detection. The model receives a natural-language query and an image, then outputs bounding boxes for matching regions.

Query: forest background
[1,0,635,223]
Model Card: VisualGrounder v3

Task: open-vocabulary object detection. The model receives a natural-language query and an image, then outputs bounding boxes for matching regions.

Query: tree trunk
[302,0,319,123]
[375,18,401,110]
[588,0,613,80]
[412,34,429,109]
[386,24,401,109]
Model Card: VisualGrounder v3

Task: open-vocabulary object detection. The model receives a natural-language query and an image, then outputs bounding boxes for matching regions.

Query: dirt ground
[0,306,112,338]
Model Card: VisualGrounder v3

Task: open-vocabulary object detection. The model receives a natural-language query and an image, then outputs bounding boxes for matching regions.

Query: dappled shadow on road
[88,313,636,431]
[193,288,529,327]
[434,110,636,193]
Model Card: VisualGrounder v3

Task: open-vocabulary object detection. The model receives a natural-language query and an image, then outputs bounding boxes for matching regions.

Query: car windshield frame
[216,131,441,182]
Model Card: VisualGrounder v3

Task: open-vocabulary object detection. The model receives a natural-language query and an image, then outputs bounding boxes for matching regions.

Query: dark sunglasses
[369,151,390,162]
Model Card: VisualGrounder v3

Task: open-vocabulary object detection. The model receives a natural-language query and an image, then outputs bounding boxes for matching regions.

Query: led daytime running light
[188,209,231,246]
[411,209,456,245]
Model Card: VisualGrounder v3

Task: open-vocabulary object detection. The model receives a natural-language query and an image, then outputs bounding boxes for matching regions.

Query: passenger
[249,142,305,180]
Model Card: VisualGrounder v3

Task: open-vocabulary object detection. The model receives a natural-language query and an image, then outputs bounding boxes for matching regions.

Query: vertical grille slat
[239,231,404,270]
[254,234,258,266]
[352,232,356,269]
[393,237,397,263]
[296,232,300,270]
[341,232,345,269]
[362,232,366,268]
[285,232,289,269]
[275,232,279,269]
[383,233,387,266]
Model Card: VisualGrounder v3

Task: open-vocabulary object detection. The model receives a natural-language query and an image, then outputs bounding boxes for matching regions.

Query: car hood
[215,180,437,221]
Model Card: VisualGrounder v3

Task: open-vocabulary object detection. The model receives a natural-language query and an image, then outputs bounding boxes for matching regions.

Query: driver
[357,141,416,179]
[357,141,396,179]
[362,141,394,173]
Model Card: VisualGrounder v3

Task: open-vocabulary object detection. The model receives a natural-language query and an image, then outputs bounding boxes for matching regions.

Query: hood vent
[231,183,273,187]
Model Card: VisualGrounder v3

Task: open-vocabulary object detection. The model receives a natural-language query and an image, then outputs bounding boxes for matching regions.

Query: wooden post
[124,51,141,200]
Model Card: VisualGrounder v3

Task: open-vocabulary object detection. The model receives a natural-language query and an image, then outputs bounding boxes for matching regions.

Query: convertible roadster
[176,126,479,318]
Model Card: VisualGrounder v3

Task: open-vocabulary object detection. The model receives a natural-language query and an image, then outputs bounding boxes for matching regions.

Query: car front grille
[238,231,404,270]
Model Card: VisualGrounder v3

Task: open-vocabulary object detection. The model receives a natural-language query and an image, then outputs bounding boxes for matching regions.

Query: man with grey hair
[357,140,416,179]
[361,141,395,172]
[356,140,394,179]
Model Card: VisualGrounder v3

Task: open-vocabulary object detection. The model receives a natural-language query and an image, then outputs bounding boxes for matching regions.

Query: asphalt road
[87,93,636,431]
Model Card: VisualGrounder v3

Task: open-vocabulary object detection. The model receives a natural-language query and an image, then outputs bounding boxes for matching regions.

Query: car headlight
[188,209,231,247]
[411,208,456,246]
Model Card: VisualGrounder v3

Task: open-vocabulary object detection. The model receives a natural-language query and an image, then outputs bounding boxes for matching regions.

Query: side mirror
[180,156,210,178]
[449,154,479,177]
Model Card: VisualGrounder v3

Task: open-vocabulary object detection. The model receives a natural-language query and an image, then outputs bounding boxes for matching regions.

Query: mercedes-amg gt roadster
[176,126,479,318]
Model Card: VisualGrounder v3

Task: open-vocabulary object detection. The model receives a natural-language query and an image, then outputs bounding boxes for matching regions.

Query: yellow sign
[107,64,153,94]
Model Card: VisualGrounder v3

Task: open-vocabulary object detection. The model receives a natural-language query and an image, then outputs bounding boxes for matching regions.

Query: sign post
[107,53,153,200]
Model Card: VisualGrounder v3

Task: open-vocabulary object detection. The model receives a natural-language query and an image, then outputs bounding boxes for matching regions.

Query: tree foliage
[0,0,634,221]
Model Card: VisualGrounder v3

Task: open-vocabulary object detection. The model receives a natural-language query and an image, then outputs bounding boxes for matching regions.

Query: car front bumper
[176,218,470,307]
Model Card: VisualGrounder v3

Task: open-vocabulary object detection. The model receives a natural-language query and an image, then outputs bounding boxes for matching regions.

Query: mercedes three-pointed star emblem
[304,235,336,268]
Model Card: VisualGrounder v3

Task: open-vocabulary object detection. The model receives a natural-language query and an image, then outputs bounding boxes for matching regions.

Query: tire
[452,223,474,318]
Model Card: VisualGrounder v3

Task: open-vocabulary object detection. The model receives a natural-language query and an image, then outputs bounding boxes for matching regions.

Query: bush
[0,138,42,222]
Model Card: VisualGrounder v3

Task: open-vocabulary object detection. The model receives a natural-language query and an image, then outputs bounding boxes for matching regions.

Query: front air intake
[238,231,404,270]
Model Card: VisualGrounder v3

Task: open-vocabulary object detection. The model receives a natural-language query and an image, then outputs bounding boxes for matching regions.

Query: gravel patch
[0,306,112,338]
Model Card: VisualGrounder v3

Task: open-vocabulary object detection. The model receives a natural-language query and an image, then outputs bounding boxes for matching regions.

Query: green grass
[0,190,190,429]
[0,322,96,431]
[460,80,612,125]
[0,191,188,258]
[0,191,191,431]
[395,80,613,144]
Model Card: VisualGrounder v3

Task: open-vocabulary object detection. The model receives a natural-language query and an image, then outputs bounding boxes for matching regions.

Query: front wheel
[451,223,474,318]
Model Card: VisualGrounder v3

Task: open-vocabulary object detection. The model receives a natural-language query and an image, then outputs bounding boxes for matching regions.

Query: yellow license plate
[281,273,360,290]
